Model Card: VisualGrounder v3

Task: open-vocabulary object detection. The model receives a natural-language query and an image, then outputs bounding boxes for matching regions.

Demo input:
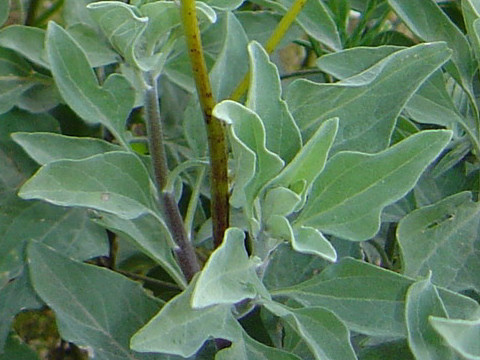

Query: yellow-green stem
[230,0,308,101]
[180,0,229,249]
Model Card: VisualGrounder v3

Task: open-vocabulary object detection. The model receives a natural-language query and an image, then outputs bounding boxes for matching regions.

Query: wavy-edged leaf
[292,226,336,262]
[87,1,148,69]
[264,301,356,360]
[430,317,480,360]
[405,276,454,359]
[388,0,475,91]
[214,100,284,210]
[286,42,452,153]
[18,151,156,220]
[131,276,243,357]
[246,41,301,163]
[317,46,471,139]
[262,187,301,221]
[46,22,133,144]
[398,191,480,292]
[296,130,451,241]
[0,25,48,68]
[192,228,269,308]
[272,258,479,337]
[27,241,163,360]
[66,23,119,67]
[12,132,121,165]
[270,117,338,205]
[203,0,243,11]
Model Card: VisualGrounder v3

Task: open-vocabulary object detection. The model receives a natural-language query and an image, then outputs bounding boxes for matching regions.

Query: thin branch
[230,0,308,101]
[180,0,229,249]
[144,72,200,282]
[117,269,182,290]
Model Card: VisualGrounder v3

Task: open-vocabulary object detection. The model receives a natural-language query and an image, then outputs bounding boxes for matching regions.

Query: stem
[117,269,182,290]
[180,0,229,248]
[25,0,40,25]
[144,72,200,282]
[33,0,64,26]
[230,0,308,101]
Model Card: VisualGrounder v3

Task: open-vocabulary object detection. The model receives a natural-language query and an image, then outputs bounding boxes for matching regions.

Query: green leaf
[87,1,149,69]
[316,45,402,79]
[131,276,243,357]
[296,130,452,241]
[0,273,42,352]
[213,100,284,210]
[264,301,357,360]
[317,46,469,134]
[93,212,185,288]
[0,25,49,68]
[0,48,50,115]
[27,241,163,360]
[463,0,480,65]
[405,276,455,360]
[210,12,249,101]
[46,21,133,144]
[272,258,479,337]
[0,109,59,190]
[0,192,109,285]
[430,317,480,360]
[66,23,119,67]
[192,228,269,308]
[246,41,301,163]
[270,117,338,201]
[18,151,157,220]
[12,132,121,165]
[397,191,480,292]
[292,226,336,262]
[388,0,475,93]
[216,331,302,360]
[262,187,301,221]
[286,42,452,153]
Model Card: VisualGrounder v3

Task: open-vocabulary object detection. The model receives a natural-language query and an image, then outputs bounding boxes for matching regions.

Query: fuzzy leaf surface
[264,301,356,360]
[131,277,242,357]
[246,41,301,163]
[296,130,451,241]
[214,101,284,209]
[27,241,164,360]
[46,22,133,144]
[273,258,479,337]
[430,317,480,360]
[192,228,269,308]
[18,151,156,220]
[405,277,455,359]
[398,191,480,292]
[13,132,121,165]
[286,42,451,153]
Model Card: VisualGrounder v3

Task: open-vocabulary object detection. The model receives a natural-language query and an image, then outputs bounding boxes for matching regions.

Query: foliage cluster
[2,0,480,359]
